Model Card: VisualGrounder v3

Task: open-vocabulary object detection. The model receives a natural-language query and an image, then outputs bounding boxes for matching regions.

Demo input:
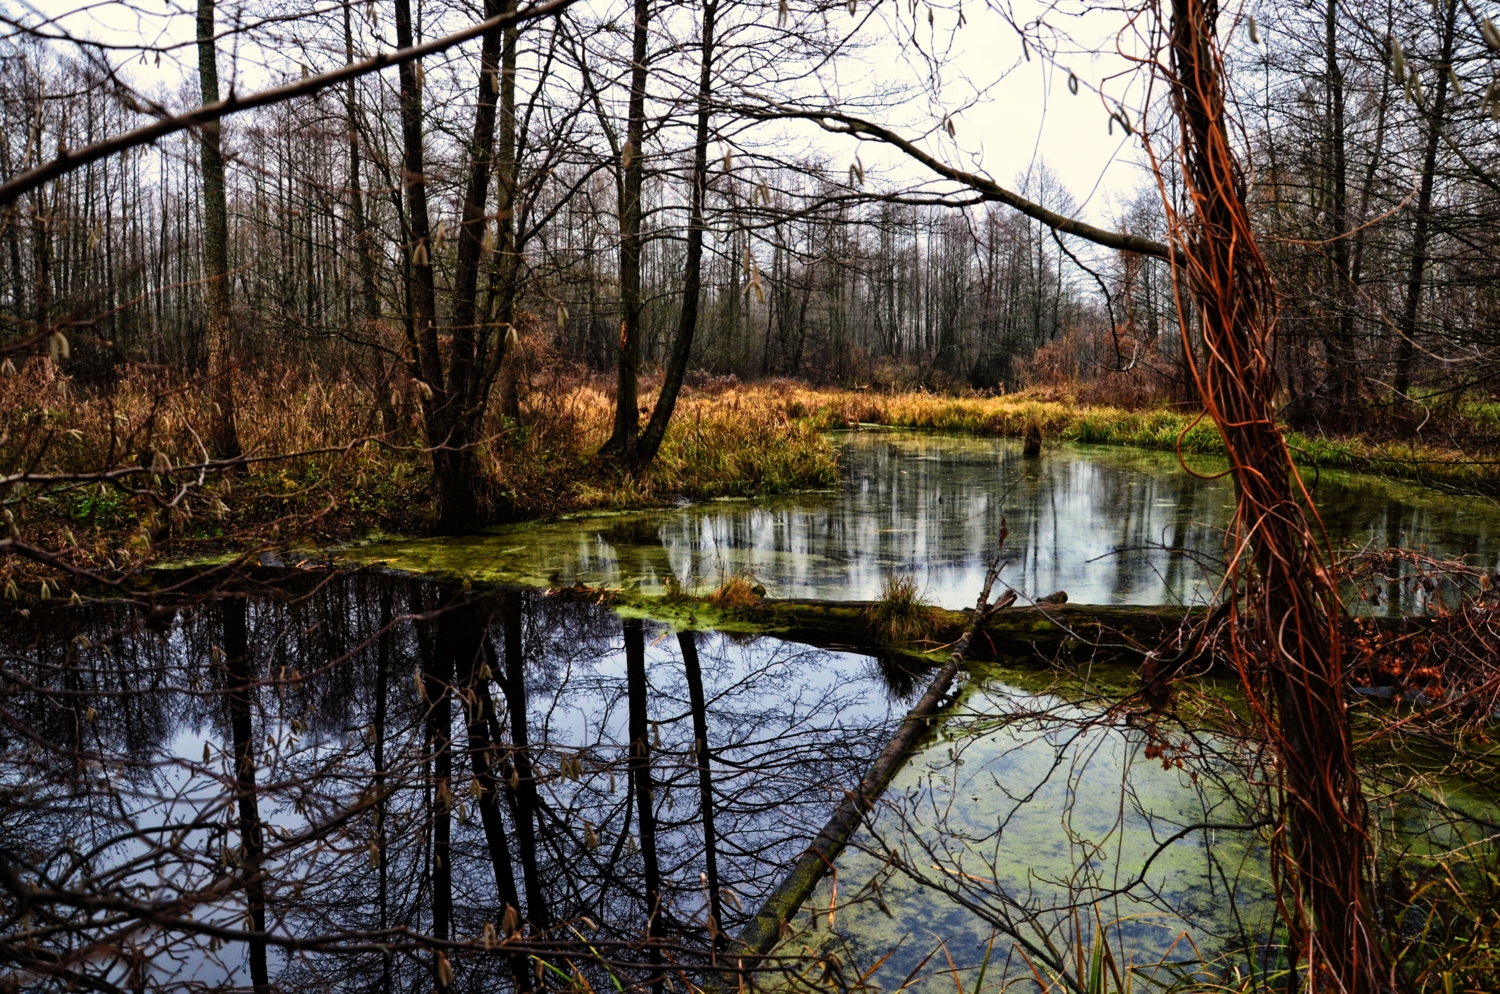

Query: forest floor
[4,362,1496,593]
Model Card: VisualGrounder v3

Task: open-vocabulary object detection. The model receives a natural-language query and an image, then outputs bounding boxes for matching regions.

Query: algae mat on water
[341,433,1500,613]
[788,675,1280,992]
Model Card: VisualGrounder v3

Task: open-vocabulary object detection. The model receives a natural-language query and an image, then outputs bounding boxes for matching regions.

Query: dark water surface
[351,432,1500,610]
[2,576,1296,993]
[0,578,910,991]
[7,435,1495,992]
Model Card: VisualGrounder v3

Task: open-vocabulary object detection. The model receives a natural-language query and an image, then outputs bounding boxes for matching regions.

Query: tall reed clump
[866,573,940,645]
[1386,827,1500,991]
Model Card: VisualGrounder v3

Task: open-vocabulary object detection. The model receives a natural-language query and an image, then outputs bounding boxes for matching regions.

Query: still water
[2,578,1307,993]
[6,435,1495,992]
[0,580,910,991]
[816,669,1283,990]
[352,432,1500,609]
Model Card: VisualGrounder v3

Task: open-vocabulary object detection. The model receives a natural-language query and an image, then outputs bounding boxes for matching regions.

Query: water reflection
[811,679,1279,991]
[0,576,912,993]
[352,433,1500,610]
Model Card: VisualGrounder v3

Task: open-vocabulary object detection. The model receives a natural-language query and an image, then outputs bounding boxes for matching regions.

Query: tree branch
[0,0,581,207]
[740,106,1177,262]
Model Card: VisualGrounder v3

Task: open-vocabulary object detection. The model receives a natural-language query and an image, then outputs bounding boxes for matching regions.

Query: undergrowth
[0,362,839,586]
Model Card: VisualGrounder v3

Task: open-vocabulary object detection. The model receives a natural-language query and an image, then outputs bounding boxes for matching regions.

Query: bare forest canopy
[4,0,1498,421]
[5,2,1500,993]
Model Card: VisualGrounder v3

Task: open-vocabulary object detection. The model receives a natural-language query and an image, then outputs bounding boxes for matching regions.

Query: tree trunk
[636,0,718,465]
[1165,0,1386,989]
[391,0,449,523]
[30,194,50,345]
[1393,0,1456,400]
[343,4,380,327]
[604,0,651,456]
[1323,0,1358,411]
[494,0,524,422]
[196,0,241,460]
[437,0,507,533]
[220,599,269,994]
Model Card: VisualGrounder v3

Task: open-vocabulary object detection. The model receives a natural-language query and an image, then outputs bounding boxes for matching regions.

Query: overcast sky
[15,0,1187,225]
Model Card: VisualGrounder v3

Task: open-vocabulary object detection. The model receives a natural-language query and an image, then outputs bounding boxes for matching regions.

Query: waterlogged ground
[348,432,1500,612]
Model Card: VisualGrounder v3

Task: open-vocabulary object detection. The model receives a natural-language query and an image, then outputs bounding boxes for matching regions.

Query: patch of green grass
[67,486,133,528]
[768,386,1500,493]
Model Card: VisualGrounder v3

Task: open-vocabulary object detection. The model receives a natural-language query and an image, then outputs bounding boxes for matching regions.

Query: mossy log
[601,589,1205,666]
[749,598,1192,664]
[599,590,1425,670]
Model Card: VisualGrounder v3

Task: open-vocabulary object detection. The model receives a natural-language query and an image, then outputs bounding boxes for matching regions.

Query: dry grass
[1389,843,1500,993]
[706,574,766,610]
[516,376,839,512]
[6,363,1493,592]
[0,361,839,584]
[758,384,1499,491]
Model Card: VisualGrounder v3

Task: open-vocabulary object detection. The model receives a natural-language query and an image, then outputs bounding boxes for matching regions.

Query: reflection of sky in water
[813,679,1277,991]
[352,433,1500,610]
[1,588,909,991]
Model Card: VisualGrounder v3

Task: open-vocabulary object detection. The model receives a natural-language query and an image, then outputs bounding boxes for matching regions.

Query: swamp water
[3,580,1284,993]
[351,432,1500,613]
[8,433,1499,992]
[2,579,911,991]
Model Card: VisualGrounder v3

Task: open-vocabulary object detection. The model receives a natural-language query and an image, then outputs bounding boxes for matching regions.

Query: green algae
[749,671,1500,994]
[335,433,1500,615]
[779,677,1278,992]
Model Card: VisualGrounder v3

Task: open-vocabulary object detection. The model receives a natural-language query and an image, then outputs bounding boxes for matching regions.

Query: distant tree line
[3,0,1499,496]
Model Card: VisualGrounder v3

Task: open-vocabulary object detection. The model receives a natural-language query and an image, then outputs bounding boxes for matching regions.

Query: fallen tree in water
[732,530,1016,959]
[556,582,1201,665]
[559,581,1442,674]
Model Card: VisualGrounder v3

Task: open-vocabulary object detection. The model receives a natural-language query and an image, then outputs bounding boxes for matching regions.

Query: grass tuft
[866,573,940,644]
[707,574,765,610]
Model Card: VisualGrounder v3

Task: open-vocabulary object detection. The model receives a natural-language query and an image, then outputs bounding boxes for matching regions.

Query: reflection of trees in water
[0,575,903,992]
[816,680,1281,992]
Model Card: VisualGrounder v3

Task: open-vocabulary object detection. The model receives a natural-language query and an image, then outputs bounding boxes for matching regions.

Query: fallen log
[591,586,1209,667]
[749,598,1198,665]
[733,540,1013,958]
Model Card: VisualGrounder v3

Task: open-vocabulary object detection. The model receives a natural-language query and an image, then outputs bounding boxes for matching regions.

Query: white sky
[12,0,1200,226]
[852,0,1157,223]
